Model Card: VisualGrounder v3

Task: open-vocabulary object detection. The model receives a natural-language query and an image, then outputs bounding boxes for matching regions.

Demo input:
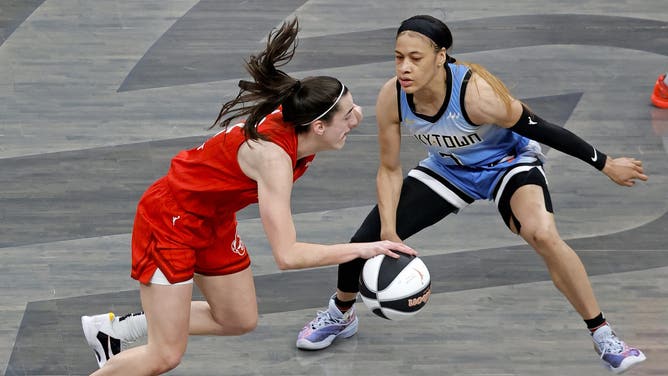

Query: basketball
[358,253,431,320]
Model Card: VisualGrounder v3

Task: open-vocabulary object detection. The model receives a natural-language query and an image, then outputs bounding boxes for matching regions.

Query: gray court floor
[1,1,667,375]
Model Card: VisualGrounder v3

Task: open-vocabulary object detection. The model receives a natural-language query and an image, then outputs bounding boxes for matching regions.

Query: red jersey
[166,108,315,218]
[131,108,315,283]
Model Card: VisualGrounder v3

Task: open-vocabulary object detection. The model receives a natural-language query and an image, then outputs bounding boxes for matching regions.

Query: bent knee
[521,223,560,250]
[146,347,185,373]
[160,353,184,373]
[233,316,258,335]
[212,314,258,336]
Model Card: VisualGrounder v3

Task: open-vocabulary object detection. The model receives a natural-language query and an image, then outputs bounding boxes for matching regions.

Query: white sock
[110,312,147,342]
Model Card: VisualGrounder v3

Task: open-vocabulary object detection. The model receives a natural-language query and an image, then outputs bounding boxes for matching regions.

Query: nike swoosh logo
[591,148,598,162]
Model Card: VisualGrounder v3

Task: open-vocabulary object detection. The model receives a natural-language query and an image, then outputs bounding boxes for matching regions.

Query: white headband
[300,84,345,126]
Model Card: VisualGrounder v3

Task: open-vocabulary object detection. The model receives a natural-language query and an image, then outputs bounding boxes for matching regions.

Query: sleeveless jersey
[398,64,529,168]
[166,108,315,218]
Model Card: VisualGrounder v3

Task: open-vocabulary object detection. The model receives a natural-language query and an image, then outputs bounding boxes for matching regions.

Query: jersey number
[438,152,463,166]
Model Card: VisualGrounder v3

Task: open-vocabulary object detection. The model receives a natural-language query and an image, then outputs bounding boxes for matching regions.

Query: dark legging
[337,176,458,292]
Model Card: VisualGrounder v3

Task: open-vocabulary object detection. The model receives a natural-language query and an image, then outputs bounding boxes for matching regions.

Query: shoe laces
[597,333,625,359]
[310,310,344,329]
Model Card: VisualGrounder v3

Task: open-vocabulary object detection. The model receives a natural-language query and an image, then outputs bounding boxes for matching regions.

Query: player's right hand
[358,240,416,259]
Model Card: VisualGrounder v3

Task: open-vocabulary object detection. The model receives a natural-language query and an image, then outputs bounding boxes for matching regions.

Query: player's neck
[296,132,319,159]
[413,70,447,110]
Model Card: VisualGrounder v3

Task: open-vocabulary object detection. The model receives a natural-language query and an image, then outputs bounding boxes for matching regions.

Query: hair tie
[291,80,301,93]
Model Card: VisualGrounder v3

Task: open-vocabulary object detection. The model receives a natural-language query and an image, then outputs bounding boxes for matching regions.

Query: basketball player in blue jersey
[297,15,648,374]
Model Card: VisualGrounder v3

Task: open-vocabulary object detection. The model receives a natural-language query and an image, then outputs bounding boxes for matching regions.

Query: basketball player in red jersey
[81,19,415,375]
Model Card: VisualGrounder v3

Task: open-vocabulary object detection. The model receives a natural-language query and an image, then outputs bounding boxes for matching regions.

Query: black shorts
[494,165,553,231]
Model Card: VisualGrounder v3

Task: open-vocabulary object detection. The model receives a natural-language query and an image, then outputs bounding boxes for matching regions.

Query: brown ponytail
[212,18,348,140]
[460,62,514,112]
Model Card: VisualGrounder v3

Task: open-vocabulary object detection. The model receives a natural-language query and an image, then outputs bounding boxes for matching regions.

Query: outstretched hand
[358,240,417,260]
[602,157,648,187]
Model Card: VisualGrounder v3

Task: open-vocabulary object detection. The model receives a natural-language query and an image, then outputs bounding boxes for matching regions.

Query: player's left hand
[602,157,648,186]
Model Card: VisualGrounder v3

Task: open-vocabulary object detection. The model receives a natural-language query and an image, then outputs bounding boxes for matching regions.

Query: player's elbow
[274,253,301,270]
[275,258,292,270]
[378,161,402,177]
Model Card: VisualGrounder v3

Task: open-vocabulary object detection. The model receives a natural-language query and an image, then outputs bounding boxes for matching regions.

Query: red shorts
[130,178,250,284]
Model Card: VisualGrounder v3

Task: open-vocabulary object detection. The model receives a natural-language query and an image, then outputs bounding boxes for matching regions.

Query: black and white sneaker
[81,313,121,368]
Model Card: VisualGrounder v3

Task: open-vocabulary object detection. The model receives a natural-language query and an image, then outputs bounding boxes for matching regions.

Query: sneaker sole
[605,352,647,374]
[296,319,359,350]
[81,316,107,368]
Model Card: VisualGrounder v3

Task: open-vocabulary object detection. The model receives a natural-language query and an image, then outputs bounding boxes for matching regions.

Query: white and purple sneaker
[592,324,646,374]
[296,295,358,350]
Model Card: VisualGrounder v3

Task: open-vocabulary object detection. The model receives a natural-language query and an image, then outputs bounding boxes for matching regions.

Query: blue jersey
[399,63,529,168]
[399,64,544,203]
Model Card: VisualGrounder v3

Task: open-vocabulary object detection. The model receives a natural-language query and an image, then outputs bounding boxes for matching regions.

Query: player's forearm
[509,105,607,170]
[376,164,403,239]
[273,242,363,270]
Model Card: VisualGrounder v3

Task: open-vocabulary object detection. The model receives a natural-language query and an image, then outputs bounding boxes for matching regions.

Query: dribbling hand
[359,240,416,260]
